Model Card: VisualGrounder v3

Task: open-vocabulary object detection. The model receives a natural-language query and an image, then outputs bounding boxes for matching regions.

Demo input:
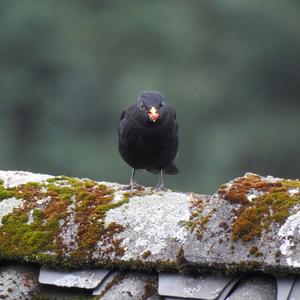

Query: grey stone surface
[289,277,300,300]
[1,262,294,300]
[216,276,241,300]
[158,273,234,299]
[0,197,22,225]
[99,272,160,300]
[226,276,276,300]
[276,276,296,300]
[0,171,299,275]
[39,267,111,289]
[0,264,40,299]
[183,174,300,274]
[164,276,245,300]
[93,269,121,295]
[0,170,52,188]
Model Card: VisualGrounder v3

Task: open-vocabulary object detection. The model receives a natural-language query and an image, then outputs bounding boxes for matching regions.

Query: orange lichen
[186,193,215,240]
[73,182,126,259]
[219,174,300,242]
[249,245,262,257]
[218,174,282,205]
[0,176,129,267]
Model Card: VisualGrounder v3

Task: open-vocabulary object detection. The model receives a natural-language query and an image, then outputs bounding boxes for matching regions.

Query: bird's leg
[156,170,167,191]
[123,169,142,190]
[130,168,136,188]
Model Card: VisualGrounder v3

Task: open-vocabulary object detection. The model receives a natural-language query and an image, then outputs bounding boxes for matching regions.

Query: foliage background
[1,0,300,193]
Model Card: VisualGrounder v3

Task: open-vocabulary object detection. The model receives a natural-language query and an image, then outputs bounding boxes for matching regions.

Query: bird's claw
[155,184,168,192]
[122,182,144,191]
[131,183,144,191]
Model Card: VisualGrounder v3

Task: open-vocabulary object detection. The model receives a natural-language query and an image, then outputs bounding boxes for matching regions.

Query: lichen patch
[218,173,300,242]
[247,189,265,202]
[0,173,130,267]
[278,210,300,267]
[0,170,53,188]
[0,170,299,274]
[53,273,98,289]
[289,188,300,196]
[0,197,22,225]
[104,192,190,260]
[58,196,78,257]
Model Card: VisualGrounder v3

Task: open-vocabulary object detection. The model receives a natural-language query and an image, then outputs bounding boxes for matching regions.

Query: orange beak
[148,107,160,123]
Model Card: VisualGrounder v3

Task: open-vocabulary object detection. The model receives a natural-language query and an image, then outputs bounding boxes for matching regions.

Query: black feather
[118,91,179,188]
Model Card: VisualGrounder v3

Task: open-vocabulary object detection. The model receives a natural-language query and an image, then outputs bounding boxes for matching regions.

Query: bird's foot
[155,184,168,192]
[122,181,144,191]
[131,182,144,191]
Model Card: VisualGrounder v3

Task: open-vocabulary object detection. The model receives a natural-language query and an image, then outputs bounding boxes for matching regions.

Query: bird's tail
[163,163,179,175]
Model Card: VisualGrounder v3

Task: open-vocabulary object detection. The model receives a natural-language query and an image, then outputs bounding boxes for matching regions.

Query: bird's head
[137,91,165,123]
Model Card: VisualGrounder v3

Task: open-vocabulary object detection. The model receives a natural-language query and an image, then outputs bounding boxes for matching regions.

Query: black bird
[118,91,179,190]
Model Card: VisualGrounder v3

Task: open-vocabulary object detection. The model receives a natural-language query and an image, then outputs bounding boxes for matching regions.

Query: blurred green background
[0,0,300,194]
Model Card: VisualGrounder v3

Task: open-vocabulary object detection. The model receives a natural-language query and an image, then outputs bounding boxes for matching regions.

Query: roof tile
[39,267,110,289]
[158,273,236,299]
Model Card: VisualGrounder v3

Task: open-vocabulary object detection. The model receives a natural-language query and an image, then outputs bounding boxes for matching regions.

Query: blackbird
[118,91,179,190]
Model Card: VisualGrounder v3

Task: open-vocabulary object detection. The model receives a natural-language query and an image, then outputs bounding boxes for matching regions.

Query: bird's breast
[119,111,178,170]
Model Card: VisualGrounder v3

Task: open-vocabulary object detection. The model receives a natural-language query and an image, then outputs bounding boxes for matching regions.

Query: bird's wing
[120,110,126,121]
[118,110,127,136]
[172,108,179,136]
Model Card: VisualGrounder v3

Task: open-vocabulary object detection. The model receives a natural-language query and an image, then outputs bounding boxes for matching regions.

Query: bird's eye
[140,102,145,109]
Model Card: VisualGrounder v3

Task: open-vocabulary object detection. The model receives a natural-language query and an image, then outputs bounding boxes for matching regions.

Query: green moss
[220,175,300,242]
[47,184,74,199]
[32,209,43,223]
[0,212,58,258]
[97,196,129,212]
[0,180,17,201]
[280,179,300,188]
[0,175,131,268]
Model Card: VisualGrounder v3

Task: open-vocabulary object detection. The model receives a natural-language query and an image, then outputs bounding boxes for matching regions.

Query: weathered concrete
[0,171,299,275]
[0,264,40,299]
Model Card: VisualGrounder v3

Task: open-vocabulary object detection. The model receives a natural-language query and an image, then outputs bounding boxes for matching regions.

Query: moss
[96,196,129,212]
[218,174,281,205]
[72,182,126,259]
[0,180,17,201]
[188,209,215,240]
[0,175,131,268]
[0,211,58,258]
[141,250,152,259]
[275,250,281,258]
[0,183,65,258]
[141,276,157,300]
[249,245,262,257]
[219,174,300,242]
[281,179,300,189]
[184,194,214,239]
[175,246,188,274]
[96,273,125,299]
